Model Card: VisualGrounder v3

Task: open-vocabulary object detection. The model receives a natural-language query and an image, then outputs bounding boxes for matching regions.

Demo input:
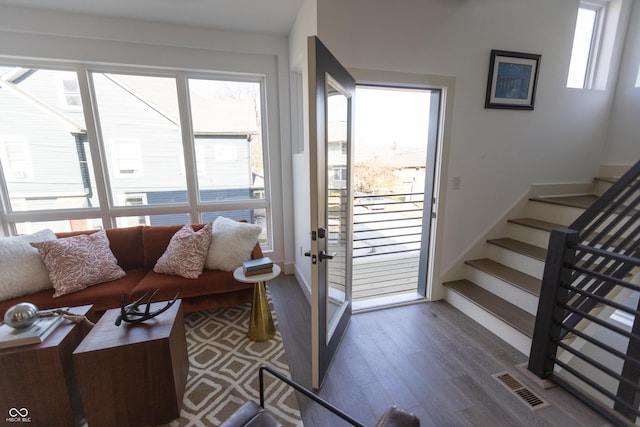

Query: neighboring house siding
[0,71,87,208]
[1,70,254,214]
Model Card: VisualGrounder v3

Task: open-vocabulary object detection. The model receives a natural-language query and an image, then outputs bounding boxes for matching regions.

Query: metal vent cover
[493,372,550,411]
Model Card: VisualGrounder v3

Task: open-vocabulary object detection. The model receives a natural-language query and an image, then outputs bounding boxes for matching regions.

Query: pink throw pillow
[154,223,212,279]
[32,229,126,297]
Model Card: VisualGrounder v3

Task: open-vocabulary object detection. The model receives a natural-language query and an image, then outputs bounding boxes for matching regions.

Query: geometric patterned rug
[163,291,303,426]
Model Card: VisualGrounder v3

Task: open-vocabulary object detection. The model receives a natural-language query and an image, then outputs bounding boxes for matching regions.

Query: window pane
[0,67,98,212]
[15,218,103,234]
[567,7,597,89]
[202,208,267,243]
[92,73,188,206]
[115,213,190,227]
[188,79,265,203]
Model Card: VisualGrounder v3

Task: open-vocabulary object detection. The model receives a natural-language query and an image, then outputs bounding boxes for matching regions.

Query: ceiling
[0,0,304,36]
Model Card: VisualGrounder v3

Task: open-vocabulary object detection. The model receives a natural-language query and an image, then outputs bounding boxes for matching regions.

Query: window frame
[0,63,274,251]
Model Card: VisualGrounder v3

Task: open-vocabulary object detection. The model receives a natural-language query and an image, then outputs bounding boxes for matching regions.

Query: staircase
[443,173,622,356]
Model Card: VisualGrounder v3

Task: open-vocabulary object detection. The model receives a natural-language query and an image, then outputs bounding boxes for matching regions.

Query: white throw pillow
[0,229,57,301]
[205,217,262,272]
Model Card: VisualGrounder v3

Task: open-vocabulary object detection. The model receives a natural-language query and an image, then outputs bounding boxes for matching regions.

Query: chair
[220,364,420,427]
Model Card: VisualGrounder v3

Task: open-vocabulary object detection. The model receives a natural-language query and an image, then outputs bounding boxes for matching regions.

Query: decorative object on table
[3,302,40,329]
[485,49,541,110]
[242,256,274,276]
[0,306,63,349]
[115,289,179,326]
[2,303,96,349]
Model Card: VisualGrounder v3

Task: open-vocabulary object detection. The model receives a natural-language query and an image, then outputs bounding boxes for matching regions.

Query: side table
[0,304,94,427]
[233,264,281,341]
[73,300,188,427]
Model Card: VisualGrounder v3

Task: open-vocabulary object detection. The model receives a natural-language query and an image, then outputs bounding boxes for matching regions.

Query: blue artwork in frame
[485,50,541,110]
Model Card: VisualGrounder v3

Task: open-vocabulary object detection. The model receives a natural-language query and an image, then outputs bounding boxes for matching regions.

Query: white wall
[605,0,640,165]
[289,0,317,298]
[316,0,625,292]
[0,5,293,265]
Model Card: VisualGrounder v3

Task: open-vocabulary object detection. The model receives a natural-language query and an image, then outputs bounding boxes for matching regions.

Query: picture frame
[485,49,541,110]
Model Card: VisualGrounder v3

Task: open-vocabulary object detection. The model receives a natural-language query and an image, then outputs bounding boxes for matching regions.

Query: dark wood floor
[268,274,611,427]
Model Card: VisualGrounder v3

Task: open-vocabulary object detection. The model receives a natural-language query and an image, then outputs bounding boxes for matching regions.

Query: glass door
[307,36,355,390]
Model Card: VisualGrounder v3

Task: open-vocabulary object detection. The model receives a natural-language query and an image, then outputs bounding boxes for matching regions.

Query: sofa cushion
[154,223,212,279]
[32,230,126,297]
[132,269,252,303]
[206,217,262,272]
[57,226,145,270]
[0,229,57,301]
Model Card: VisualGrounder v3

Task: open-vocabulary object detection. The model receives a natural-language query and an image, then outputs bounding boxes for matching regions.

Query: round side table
[233,264,281,341]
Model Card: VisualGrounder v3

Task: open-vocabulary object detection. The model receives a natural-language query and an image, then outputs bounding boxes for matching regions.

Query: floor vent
[493,372,550,411]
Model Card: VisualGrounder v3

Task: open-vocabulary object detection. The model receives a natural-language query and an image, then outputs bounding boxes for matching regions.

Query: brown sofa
[0,224,262,318]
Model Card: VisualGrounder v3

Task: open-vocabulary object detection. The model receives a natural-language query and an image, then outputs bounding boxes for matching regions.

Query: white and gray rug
[165,293,303,426]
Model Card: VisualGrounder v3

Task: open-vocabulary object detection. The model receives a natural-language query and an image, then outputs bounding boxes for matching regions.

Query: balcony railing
[352,193,424,303]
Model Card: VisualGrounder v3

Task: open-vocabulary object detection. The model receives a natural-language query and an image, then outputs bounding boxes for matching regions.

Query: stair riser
[488,245,545,279]
[528,201,636,235]
[594,181,612,196]
[445,289,532,355]
[527,201,584,225]
[506,223,552,249]
[465,266,539,315]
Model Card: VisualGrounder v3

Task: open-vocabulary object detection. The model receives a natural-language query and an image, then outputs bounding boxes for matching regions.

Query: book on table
[0,309,65,349]
[242,257,273,273]
[244,267,273,276]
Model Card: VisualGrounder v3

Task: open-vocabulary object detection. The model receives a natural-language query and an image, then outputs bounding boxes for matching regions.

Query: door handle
[318,250,337,261]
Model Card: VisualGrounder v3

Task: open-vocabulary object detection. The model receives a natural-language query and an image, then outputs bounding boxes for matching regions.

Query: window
[0,138,33,180]
[567,0,626,90]
[567,4,602,88]
[111,139,143,177]
[0,65,271,245]
[58,72,82,109]
[188,78,265,203]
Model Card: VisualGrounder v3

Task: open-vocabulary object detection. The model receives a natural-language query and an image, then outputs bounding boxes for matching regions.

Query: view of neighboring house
[0,68,265,234]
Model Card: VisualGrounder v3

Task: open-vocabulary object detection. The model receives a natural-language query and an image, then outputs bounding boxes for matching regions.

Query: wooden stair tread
[466,258,541,296]
[529,194,599,210]
[444,279,535,337]
[530,194,638,216]
[487,238,547,261]
[508,217,565,232]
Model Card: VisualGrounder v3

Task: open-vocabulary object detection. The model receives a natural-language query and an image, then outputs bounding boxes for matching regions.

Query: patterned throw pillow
[154,223,212,279]
[31,229,126,297]
[205,217,262,271]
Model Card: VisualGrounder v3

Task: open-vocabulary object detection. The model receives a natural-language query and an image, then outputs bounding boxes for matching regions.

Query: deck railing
[352,193,424,302]
[528,160,640,426]
[353,192,424,258]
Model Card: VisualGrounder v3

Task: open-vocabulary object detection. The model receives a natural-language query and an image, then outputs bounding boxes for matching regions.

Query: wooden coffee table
[73,300,188,427]
[0,304,93,427]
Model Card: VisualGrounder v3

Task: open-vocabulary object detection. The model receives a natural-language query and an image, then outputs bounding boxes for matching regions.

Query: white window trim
[0,54,281,258]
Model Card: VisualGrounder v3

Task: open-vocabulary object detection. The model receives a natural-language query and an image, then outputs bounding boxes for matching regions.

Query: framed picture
[485,49,541,110]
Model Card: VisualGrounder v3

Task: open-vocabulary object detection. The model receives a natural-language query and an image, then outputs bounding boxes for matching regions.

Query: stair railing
[528,160,640,426]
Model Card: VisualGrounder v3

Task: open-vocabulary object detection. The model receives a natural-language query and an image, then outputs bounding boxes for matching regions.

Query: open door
[307,36,355,390]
